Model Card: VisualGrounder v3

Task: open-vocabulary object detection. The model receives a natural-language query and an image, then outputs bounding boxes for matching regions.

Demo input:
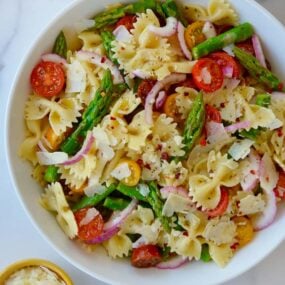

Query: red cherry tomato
[206,104,222,123]
[274,171,285,199]
[131,244,162,268]
[209,52,241,78]
[115,15,137,31]
[207,187,229,218]
[30,61,65,98]
[137,79,156,105]
[236,39,255,56]
[74,208,104,242]
[192,58,223,93]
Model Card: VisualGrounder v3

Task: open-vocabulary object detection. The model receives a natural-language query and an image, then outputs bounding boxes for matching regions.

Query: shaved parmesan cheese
[111,163,131,180]
[79,208,99,226]
[223,44,235,57]
[84,183,106,197]
[259,152,279,193]
[228,139,254,161]
[267,118,283,130]
[137,183,150,197]
[201,67,212,84]
[37,151,68,165]
[206,122,230,145]
[132,236,147,248]
[202,21,217,39]
[162,193,191,217]
[238,194,265,215]
[65,60,87,93]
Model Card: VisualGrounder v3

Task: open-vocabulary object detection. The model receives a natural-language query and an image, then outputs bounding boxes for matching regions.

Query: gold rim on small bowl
[0,259,73,285]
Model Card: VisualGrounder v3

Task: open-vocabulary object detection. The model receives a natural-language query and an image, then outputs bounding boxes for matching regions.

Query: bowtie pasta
[20,0,285,269]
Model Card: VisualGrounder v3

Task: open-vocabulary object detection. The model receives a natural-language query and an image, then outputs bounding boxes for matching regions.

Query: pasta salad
[20,0,285,269]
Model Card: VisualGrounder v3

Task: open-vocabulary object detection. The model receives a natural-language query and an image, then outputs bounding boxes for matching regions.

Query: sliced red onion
[224,78,240,90]
[156,256,189,269]
[41,53,67,65]
[37,139,49,152]
[259,153,279,193]
[206,122,230,145]
[202,21,216,39]
[240,150,261,192]
[155,91,167,110]
[62,132,95,166]
[177,22,192,60]
[87,199,138,244]
[160,186,188,199]
[252,34,267,68]
[132,69,152,80]
[149,17,178,37]
[271,91,285,101]
[224,121,251,133]
[145,73,186,124]
[113,25,132,42]
[222,66,234,78]
[252,190,277,231]
[76,50,124,84]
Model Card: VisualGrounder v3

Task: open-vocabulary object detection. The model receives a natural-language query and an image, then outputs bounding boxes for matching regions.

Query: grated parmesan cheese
[238,194,265,216]
[111,163,131,180]
[79,207,99,226]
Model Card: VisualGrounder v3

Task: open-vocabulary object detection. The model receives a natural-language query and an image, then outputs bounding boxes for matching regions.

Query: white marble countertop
[1,1,285,284]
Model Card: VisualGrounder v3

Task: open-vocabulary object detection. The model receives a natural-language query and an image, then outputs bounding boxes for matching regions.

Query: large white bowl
[5,0,285,284]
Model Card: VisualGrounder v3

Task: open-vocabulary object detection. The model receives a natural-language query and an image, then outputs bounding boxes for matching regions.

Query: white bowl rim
[4,0,285,284]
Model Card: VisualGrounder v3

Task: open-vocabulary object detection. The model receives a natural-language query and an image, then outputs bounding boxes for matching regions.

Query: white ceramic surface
[3,1,285,285]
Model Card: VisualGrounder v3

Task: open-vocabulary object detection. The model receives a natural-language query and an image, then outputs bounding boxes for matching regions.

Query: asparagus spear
[233,46,283,91]
[192,23,254,59]
[161,0,188,26]
[200,244,212,262]
[52,31,67,59]
[117,183,147,202]
[147,182,171,233]
[44,165,59,183]
[103,197,130,211]
[182,92,205,158]
[101,31,119,65]
[72,183,117,211]
[256,93,271,107]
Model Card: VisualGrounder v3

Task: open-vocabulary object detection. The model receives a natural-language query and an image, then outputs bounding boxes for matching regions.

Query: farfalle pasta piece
[18,120,42,165]
[175,87,197,119]
[183,3,208,22]
[78,31,104,54]
[208,242,233,267]
[208,0,239,26]
[159,160,188,187]
[127,110,152,152]
[103,233,132,258]
[40,182,78,239]
[25,95,52,120]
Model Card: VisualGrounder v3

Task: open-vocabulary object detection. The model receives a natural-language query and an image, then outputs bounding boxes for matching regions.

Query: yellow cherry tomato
[119,159,141,187]
[233,216,254,247]
[163,93,183,123]
[44,126,64,151]
[184,21,206,49]
[69,181,87,194]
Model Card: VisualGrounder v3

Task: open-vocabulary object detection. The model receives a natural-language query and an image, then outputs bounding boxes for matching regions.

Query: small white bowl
[5,1,285,284]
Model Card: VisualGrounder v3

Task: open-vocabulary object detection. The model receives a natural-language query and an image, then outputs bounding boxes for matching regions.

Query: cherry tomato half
[207,187,229,218]
[209,52,241,78]
[115,15,137,31]
[192,58,223,93]
[163,93,183,123]
[206,104,222,123]
[74,208,104,242]
[184,21,206,49]
[30,61,65,98]
[131,244,162,268]
[274,171,285,199]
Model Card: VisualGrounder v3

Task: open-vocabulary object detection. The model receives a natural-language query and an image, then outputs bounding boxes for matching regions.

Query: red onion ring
[87,199,138,244]
[113,25,132,42]
[156,256,189,269]
[252,34,267,68]
[149,17,178,37]
[145,73,186,124]
[41,53,67,66]
[271,91,285,101]
[224,121,251,133]
[160,186,188,199]
[177,22,192,60]
[132,69,152,80]
[155,91,167,110]
[222,66,234,78]
[76,50,124,84]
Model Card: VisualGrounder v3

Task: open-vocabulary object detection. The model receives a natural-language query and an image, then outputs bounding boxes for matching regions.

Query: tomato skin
[207,187,229,218]
[206,104,222,123]
[131,244,162,268]
[209,52,241,78]
[74,208,104,242]
[192,58,223,93]
[137,79,156,105]
[31,61,65,98]
[274,171,285,199]
[115,15,137,31]
[236,40,255,56]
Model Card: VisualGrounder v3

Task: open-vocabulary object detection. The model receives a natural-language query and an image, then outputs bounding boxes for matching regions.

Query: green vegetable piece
[161,246,171,261]
[101,31,119,64]
[233,46,283,91]
[44,165,59,183]
[60,69,116,155]
[256,93,271,108]
[182,92,205,158]
[147,182,171,233]
[103,197,130,211]
[72,184,117,211]
[192,23,254,59]
[52,31,67,59]
[200,244,212,262]
[117,183,147,202]
[239,128,261,140]
[162,0,188,26]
